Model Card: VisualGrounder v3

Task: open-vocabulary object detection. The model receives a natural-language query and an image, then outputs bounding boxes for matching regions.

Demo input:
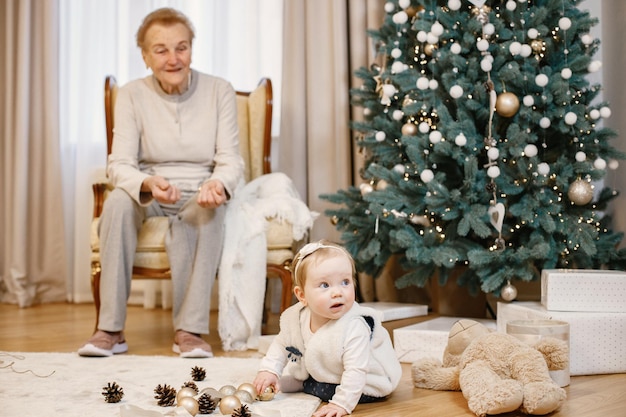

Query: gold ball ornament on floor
[237,383,257,401]
[176,386,197,404]
[258,385,276,401]
[219,384,237,396]
[568,179,594,205]
[219,395,242,414]
[178,396,199,416]
[495,92,520,117]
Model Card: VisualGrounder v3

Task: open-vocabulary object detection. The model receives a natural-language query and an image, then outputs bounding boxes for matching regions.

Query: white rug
[0,352,320,417]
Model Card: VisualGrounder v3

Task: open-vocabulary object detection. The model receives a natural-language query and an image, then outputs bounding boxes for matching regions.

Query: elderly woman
[78,8,243,358]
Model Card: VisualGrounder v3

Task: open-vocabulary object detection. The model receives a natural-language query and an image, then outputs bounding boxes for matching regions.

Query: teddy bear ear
[448,319,481,338]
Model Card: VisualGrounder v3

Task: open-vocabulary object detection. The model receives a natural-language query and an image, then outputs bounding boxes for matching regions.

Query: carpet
[0,352,320,417]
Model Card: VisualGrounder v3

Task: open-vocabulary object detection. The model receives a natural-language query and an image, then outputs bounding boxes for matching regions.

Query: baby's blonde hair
[291,240,356,289]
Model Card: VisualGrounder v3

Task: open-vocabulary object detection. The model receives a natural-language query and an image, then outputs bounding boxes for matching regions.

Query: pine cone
[191,365,206,381]
[102,381,124,403]
[154,383,177,407]
[182,381,199,394]
[232,404,252,417]
[198,393,217,414]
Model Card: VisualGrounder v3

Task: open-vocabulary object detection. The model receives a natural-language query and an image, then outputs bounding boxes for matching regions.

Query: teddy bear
[411,319,568,416]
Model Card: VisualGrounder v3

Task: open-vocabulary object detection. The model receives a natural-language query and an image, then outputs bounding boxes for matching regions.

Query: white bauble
[575,151,587,162]
[391,61,406,73]
[391,48,402,58]
[559,17,572,30]
[483,23,495,36]
[375,131,386,142]
[581,33,593,45]
[418,122,430,133]
[455,133,467,146]
[487,147,500,160]
[509,41,522,56]
[537,162,550,176]
[589,109,600,120]
[431,21,444,36]
[399,0,411,8]
[535,74,549,87]
[449,85,464,99]
[564,112,577,125]
[588,60,602,73]
[429,131,443,144]
[506,1,517,11]
[524,144,538,157]
[416,77,430,90]
[392,109,404,120]
[392,11,408,24]
[609,159,620,170]
[429,79,439,90]
[477,39,490,52]
[594,158,607,170]
[600,106,612,118]
[523,95,534,107]
[520,44,532,57]
[448,0,461,11]
[420,169,434,183]
[561,68,572,79]
[527,28,539,39]
[539,117,551,128]
[481,58,493,72]
[487,166,501,178]
[427,33,439,45]
[450,43,462,54]
[417,30,428,43]
[384,2,395,13]
[393,164,406,174]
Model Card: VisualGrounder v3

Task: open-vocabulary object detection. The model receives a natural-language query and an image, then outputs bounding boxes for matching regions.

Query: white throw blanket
[218,172,317,351]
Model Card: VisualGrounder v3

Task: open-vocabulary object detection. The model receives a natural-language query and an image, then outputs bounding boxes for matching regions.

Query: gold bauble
[219,395,242,414]
[176,387,197,404]
[568,179,594,205]
[199,387,222,399]
[406,5,424,17]
[178,396,199,416]
[258,385,276,401]
[495,92,520,117]
[531,39,546,53]
[424,43,438,56]
[401,122,418,136]
[219,385,237,396]
[237,383,257,400]
[330,215,339,225]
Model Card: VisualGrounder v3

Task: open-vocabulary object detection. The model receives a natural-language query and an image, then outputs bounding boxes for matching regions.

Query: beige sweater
[107,70,244,204]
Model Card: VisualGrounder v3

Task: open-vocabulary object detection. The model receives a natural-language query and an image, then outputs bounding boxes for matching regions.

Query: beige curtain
[0,0,67,307]
[279,0,392,300]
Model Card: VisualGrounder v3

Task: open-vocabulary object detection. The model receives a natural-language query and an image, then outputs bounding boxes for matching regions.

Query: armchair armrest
[92,182,111,218]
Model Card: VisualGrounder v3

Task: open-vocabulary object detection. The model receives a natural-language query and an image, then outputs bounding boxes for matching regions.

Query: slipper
[173,330,213,358]
[78,330,128,357]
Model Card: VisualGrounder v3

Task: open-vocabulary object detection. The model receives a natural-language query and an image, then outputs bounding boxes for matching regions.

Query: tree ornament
[568,179,594,205]
[232,404,252,417]
[219,395,242,414]
[154,384,177,407]
[177,387,198,404]
[424,43,438,56]
[198,393,218,414]
[237,383,257,400]
[501,281,518,301]
[258,385,276,401]
[219,385,237,396]
[235,389,255,403]
[401,122,418,136]
[102,382,124,403]
[331,215,339,225]
[178,396,199,416]
[191,366,206,381]
[495,92,520,117]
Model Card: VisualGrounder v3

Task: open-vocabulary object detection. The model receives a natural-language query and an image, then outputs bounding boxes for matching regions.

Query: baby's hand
[313,403,348,417]
[253,371,279,396]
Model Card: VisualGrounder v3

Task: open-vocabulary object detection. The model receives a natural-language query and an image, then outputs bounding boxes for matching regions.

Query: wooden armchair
[90,76,296,329]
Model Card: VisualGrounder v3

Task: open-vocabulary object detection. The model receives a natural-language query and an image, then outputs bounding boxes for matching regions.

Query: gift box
[393,316,496,363]
[360,301,428,322]
[541,269,626,313]
[497,301,626,376]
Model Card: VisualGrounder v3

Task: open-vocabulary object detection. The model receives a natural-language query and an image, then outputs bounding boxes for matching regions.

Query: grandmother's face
[142,22,192,95]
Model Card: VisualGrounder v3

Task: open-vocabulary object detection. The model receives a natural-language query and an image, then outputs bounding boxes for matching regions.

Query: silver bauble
[501,282,518,301]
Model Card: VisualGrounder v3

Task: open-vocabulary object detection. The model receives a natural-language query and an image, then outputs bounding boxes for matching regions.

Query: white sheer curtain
[59,0,283,302]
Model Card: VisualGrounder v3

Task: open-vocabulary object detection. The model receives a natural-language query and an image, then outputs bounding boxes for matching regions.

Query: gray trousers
[97,188,225,335]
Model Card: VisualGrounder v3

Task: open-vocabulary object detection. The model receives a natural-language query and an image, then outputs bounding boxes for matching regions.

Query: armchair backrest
[103,75,273,182]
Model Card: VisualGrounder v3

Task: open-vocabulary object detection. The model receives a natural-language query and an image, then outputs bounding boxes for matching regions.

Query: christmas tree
[323,0,626,298]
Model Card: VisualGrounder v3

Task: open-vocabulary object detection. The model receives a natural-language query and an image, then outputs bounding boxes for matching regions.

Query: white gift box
[393,316,496,363]
[541,269,626,313]
[360,301,428,322]
[497,301,626,376]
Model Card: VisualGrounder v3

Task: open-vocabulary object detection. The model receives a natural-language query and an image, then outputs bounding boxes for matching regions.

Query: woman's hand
[197,180,227,208]
[253,371,279,397]
[313,403,349,417]
[142,176,181,204]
